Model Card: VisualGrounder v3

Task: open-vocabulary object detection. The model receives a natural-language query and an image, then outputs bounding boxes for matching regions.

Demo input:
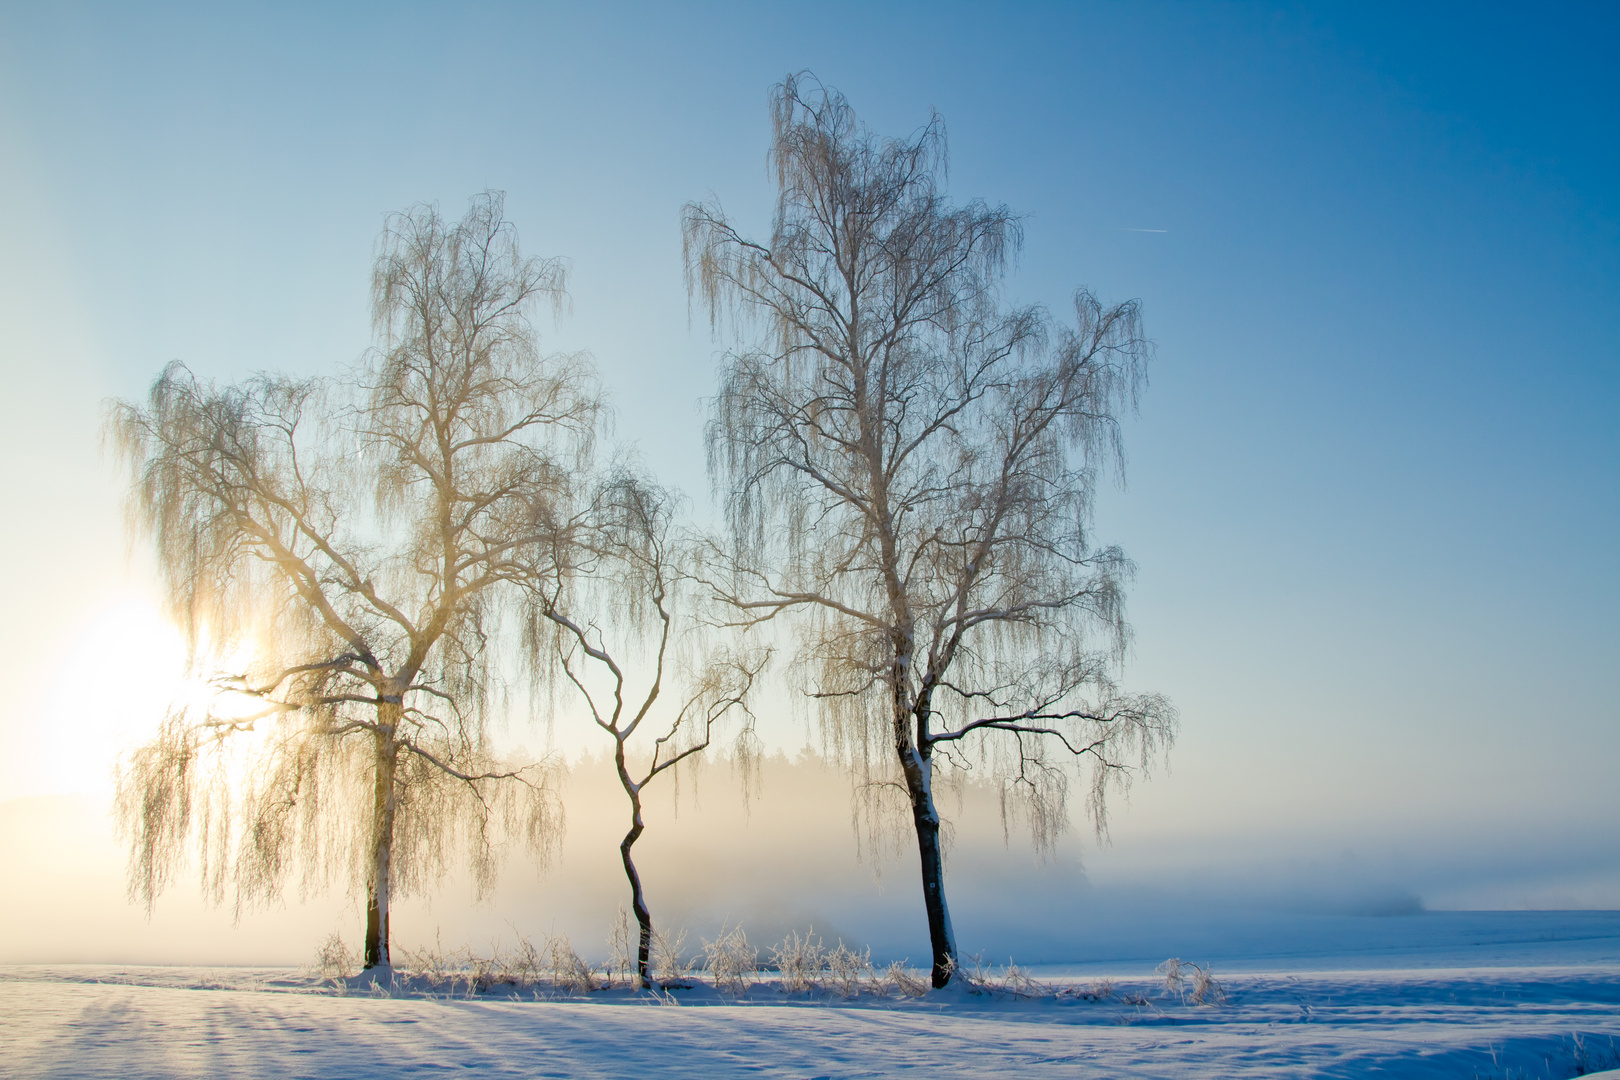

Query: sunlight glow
[35,595,259,798]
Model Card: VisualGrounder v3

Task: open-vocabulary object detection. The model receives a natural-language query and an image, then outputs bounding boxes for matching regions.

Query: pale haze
[0,1,1616,969]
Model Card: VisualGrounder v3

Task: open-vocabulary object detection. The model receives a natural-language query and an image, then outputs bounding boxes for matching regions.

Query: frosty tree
[109,192,596,972]
[525,470,765,988]
[684,76,1177,986]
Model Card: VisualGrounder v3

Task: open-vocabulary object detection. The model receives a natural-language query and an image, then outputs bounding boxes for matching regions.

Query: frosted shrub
[506,937,545,988]
[394,938,472,993]
[395,939,456,987]
[1158,957,1187,997]
[474,941,524,992]
[548,936,599,994]
[1158,958,1226,1006]
[703,924,758,996]
[1189,965,1228,1006]
[826,942,872,998]
[959,953,999,994]
[608,910,635,988]
[310,932,357,982]
[960,953,1047,998]
[997,961,1041,998]
[467,951,501,992]
[770,929,827,993]
[391,934,563,996]
[652,926,694,983]
[876,961,930,998]
[959,952,993,988]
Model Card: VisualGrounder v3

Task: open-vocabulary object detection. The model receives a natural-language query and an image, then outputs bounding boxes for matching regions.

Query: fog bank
[4,751,1615,967]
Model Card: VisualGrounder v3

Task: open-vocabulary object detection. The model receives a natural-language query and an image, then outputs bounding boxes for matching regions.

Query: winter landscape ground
[5,911,1619,1079]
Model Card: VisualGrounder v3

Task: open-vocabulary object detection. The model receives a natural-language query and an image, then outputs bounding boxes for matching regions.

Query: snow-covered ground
[5,912,1620,1079]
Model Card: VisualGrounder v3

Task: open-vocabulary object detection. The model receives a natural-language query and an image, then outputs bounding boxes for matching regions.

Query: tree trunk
[618,822,651,990]
[897,734,956,987]
[364,714,400,971]
[620,787,652,988]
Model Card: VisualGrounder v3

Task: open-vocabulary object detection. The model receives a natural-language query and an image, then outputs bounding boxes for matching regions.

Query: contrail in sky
[1124,228,1168,233]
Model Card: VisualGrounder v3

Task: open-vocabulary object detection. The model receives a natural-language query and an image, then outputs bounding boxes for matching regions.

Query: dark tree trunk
[364,891,390,970]
[896,684,957,988]
[903,756,957,988]
[364,713,400,971]
[621,818,652,988]
[910,787,955,987]
[618,755,653,989]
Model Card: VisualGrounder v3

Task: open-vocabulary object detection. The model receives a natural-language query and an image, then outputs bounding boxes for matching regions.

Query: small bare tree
[526,472,765,989]
[684,76,1177,987]
[109,192,598,972]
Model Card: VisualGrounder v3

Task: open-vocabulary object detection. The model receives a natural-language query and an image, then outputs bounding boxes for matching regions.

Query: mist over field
[6,746,1614,970]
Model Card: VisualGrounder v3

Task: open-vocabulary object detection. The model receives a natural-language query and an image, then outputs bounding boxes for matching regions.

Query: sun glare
[36,596,260,799]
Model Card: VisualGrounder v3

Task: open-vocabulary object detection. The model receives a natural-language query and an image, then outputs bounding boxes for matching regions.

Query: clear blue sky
[1,1,1615,911]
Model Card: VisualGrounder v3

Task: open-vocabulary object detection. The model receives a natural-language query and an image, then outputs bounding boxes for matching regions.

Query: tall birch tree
[110,192,597,972]
[684,76,1177,987]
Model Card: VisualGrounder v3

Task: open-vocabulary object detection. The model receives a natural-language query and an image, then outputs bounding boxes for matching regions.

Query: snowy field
[4,912,1620,1079]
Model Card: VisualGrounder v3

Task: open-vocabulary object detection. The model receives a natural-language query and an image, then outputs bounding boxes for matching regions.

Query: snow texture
[4,913,1620,1079]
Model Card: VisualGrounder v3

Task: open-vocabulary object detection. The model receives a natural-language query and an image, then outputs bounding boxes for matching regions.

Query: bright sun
[33,596,256,800]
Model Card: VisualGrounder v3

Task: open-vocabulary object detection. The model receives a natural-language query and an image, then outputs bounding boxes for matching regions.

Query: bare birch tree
[526,471,765,988]
[684,76,1178,987]
[110,192,598,973]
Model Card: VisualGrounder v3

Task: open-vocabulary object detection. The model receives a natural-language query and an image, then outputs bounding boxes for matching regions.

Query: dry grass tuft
[1157,958,1227,1006]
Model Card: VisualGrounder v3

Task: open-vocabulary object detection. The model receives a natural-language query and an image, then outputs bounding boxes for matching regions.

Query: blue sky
[0,1,1615,913]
